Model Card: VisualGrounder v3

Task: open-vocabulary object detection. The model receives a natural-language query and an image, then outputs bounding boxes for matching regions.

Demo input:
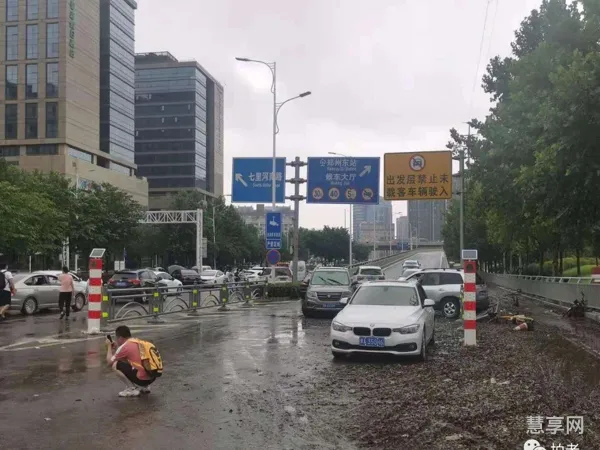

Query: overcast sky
[136,0,541,229]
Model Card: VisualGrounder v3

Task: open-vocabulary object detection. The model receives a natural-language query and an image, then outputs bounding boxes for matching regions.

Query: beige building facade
[0,0,148,205]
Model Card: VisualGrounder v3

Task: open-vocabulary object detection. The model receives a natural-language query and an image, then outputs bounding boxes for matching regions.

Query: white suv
[402,268,489,319]
[351,266,385,284]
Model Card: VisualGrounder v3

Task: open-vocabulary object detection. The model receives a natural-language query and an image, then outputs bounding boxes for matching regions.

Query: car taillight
[131,279,141,286]
[108,279,115,285]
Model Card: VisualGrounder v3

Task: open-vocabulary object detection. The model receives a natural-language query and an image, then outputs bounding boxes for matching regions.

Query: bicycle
[563,291,587,318]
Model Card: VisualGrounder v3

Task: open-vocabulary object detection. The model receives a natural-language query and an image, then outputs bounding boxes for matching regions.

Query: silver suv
[302,267,352,317]
[402,268,489,319]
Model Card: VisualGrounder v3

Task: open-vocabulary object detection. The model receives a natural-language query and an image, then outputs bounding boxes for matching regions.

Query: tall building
[99,0,137,171]
[134,51,224,209]
[408,200,446,242]
[0,0,148,204]
[396,215,409,241]
[352,197,392,242]
[236,204,293,239]
[358,222,393,245]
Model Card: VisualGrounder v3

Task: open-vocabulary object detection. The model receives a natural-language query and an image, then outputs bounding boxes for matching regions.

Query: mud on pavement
[292,287,600,450]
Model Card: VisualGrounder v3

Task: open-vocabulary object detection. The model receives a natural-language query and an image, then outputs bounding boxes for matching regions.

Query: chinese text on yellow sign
[384,151,452,200]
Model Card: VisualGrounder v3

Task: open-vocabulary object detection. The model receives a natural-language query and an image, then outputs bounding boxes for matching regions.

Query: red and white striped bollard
[87,256,103,334]
[463,259,477,346]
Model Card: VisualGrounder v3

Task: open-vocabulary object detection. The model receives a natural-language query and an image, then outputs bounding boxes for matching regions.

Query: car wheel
[72,294,86,311]
[332,351,345,360]
[441,298,460,320]
[21,297,38,315]
[418,329,427,362]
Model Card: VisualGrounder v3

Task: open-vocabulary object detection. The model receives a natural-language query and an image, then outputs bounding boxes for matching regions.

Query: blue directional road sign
[306,157,380,204]
[265,212,282,250]
[231,157,286,203]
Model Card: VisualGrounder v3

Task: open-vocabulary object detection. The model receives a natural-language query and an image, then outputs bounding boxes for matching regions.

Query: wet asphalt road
[0,251,444,450]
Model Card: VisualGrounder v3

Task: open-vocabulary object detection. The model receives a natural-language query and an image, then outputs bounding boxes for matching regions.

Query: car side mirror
[424,299,435,307]
[340,297,349,305]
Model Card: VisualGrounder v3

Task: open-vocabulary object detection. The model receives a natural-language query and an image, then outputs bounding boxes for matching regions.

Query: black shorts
[116,361,154,387]
[0,290,11,307]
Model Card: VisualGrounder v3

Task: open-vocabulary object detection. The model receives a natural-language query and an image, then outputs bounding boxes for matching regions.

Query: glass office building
[100,0,137,171]
[134,52,224,207]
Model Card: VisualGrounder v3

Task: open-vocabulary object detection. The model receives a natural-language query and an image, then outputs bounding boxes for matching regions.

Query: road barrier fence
[482,273,600,312]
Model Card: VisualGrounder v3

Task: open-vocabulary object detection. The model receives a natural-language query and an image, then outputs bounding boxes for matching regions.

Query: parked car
[401,268,489,319]
[302,267,352,317]
[239,270,260,282]
[351,265,385,285]
[259,266,292,284]
[172,269,203,286]
[10,271,88,315]
[299,272,313,299]
[199,270,226,286]
[43,270,89,297]
[191,265,212,273]
[330,280,435,360]
[106,269,158,302]
[153,271,183,293]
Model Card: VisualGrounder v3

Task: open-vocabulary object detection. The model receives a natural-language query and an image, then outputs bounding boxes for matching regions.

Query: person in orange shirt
[58,266,75,319]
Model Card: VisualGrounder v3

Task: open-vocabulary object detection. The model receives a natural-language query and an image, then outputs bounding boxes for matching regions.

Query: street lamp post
[328,151,353,266]
[235,57,310,208]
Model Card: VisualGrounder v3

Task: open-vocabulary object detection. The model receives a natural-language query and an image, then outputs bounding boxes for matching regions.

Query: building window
[5,66,18,100]
[46,23,59,58]
[0,146,20,157]
[46,102,58,138]
[5,26,18,61]
[5,105,18,139]
[26,65,39,99]
[46,0,59,18]
[25,104,38,139]
[26,24,39,59]
[27,0,39,20]
[68,147,93,163]
[26,144,58,156]
[46,63,59,98]
[5,0,18,21]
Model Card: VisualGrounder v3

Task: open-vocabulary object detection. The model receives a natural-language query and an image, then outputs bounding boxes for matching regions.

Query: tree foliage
[443,0,600,275]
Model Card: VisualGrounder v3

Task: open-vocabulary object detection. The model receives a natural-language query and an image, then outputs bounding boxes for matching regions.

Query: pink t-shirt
[58,273,74,293]
[111,340,150,380]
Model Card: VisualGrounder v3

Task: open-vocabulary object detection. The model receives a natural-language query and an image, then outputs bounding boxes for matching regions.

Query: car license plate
[367,276,376,280]
[116,282,127,287]
[323,303,339,308]
[359,337,385,348]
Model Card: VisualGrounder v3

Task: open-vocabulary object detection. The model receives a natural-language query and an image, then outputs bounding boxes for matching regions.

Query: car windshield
[360,268,382,276]
[156,273,170,280]
[404,261,418,266]
[111,272,137,280]
[350,285,420,307]
[311,271,349,286]
[201,270,217,276]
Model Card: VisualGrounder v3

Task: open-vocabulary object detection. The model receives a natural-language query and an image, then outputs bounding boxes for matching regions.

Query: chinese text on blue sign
[306,157,380,204]
[265,212,282,250]
[231,157,286,203]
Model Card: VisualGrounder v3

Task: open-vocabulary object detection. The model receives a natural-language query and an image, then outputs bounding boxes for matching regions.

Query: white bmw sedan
[330,281,436,361]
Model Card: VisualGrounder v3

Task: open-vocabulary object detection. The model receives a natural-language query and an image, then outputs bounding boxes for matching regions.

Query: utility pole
[287,157,306,283]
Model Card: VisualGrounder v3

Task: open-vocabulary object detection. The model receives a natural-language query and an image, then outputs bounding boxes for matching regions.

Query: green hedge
[264,283,301,299]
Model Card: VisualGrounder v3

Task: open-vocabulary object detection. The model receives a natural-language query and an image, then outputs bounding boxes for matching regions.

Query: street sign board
[265,212,282,249]
[306,157,380,204]
[266,249,281,266]
[462,249,478,260]
[383,151,452,201]
[231,157,286,203]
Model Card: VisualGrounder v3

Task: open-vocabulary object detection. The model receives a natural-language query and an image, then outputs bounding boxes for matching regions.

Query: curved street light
[236,56,311,207]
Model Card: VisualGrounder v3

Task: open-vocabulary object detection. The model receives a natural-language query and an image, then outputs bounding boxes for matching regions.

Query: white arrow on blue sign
[231,157,286,203]
[265,212,282,249]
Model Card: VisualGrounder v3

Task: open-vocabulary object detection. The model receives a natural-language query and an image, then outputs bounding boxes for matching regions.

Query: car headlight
[306,290,317,300]
[393,324,420,334]
[332,321,352,332]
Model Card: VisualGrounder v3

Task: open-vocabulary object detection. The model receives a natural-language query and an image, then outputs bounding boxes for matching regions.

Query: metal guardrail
[98,281,287,328]
[346,247,441,271]
[482,273,600,311]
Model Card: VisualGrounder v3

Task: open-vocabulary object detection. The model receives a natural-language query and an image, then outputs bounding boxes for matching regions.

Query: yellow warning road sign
[384,151,452,200]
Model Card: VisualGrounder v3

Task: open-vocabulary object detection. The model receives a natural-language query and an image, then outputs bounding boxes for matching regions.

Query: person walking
[0,262,15,321]
[58,266,75,319]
